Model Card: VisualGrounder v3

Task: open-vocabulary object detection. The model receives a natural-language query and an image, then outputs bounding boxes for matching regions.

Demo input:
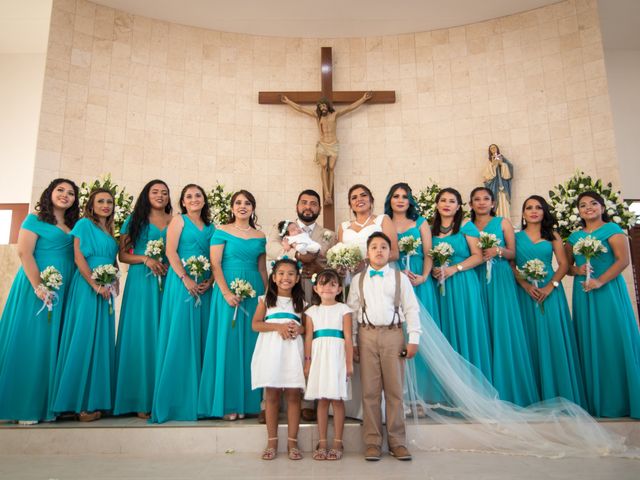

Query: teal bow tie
[369,270,384,278]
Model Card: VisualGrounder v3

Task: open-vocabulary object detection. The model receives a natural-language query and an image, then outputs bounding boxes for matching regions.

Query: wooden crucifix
[259,47,395,230]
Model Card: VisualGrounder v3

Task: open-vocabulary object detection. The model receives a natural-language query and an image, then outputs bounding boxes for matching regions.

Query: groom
[266,189,337,422]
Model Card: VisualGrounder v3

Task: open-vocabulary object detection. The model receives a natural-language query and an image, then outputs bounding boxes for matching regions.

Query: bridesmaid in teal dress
[52,189,120,421]
[514,195,585,406]
[0,179,79,423]
[566,191,640,418]
[430,188,492,382]
[385,182,443,404]
[470,187,539,407]
[114,180,173,418]
[151,184,214,423]
[199,190,267,420]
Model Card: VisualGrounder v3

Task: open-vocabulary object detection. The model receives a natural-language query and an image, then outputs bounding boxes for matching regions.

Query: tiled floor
[0,452,638,480]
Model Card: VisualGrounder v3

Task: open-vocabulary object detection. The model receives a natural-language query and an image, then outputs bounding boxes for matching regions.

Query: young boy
[347,231,421,461]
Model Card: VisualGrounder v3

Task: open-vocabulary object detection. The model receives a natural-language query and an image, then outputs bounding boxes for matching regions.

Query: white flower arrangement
[91,264,121,314]
[572,235,608,286]
[78,174,134,239]
[229,278,257,328]
[326,242,363,272]
[36,266,63,322]
[516,259,547,313]
[477,232,502,283]
[144,238,165,291]
[322,230,334,243]
[182,255,211,283]
[207,183,233,225]
[549,171,636,241]
[398,235,422,273]
[415,181,441,223]
[428,243,454,296]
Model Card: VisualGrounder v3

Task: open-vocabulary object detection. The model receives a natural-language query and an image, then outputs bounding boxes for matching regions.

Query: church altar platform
[1,417,639,456]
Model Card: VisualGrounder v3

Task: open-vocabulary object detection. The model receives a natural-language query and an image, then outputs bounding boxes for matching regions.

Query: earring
[522,219,527,226]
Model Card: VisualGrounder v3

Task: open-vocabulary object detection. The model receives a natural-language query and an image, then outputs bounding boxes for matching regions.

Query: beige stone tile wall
[24,0,634,307]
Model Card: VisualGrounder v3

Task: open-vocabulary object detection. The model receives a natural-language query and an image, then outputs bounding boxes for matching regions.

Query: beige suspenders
[358,268,402,329]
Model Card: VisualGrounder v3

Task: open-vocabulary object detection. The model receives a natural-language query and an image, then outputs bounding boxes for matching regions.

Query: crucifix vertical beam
[321,47,333,101]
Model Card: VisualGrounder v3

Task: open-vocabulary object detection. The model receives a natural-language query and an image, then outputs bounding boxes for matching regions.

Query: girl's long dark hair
[310,269,342,305]
[265,258,305,313]
[431,188,464,236]
[35,178,80,228]
[384,182,419,220]
[228,189,259,228]
[577,191,611,225]
[469,186,496,222]
[128,180,172,248]
[84,188,115,236]
[179,184,211,225]
[521,195,557,242]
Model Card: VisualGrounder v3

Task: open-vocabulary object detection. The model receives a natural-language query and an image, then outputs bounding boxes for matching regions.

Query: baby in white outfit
[278,220,321,255]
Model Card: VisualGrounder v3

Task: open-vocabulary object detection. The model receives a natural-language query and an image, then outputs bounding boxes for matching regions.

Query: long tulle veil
[403,302,639,458]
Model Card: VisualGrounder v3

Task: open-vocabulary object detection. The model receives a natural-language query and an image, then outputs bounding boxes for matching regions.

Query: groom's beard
[298,209,320,223]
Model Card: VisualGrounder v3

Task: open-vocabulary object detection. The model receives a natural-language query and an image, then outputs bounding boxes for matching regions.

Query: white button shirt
[347,264,422,346]
[297,219,316,236]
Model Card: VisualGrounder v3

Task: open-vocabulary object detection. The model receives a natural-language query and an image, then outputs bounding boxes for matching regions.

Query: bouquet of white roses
[36,266,63,322]
[229,278,256,328]
[79,174,133,239]
[181,255,211,307]
[207,183,233,225]
[477,232,501,284]
[326,243,363,272]
[572,235,608,286]
[91,264,121,314]
[429,243,454,296]
[549,171,636,241]
[516,259,547,313]
[415,181,441,223]
[398,235,422,273]
[144,238,165,291]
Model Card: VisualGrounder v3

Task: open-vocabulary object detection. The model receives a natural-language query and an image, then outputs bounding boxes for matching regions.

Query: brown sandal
[326,439,343,460]
[77,411,101,422]
[287,437,303,460]
[312,439,328,460]
[261,437,278,460]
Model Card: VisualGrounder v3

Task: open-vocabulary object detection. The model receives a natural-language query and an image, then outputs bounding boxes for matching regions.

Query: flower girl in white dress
[304,269,354,461]
[251,258,306,461]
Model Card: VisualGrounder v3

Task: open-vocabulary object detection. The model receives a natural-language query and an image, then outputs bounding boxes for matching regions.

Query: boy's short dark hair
[367,231,392,249]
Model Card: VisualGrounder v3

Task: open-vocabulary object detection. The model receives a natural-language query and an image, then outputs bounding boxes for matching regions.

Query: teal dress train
[398,216,443,403]
[568,223,640,418]
[151,215,213,423]
[475,217,539,406]
[52,218,119,414]
[432,222,492,382]
[514,231,585,406]
[198,230,266,417]
[113,216,167,415]
[0,214,75,421]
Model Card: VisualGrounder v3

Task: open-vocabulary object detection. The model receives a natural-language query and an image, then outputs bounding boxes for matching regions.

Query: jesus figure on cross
[281,91,373,205]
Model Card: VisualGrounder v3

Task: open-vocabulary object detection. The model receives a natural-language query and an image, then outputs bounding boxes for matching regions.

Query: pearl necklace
[354,215,372,228]
[233,224,252,232]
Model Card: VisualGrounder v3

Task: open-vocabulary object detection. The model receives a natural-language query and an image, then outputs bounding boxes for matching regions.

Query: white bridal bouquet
[477,232,501,284]
[36,266,63,322]
[207,183,233,225]
[91,264,121,314]
[415,181,441,223]
[181,255,211,307]
[572,235,608,287]
[429,243,454,296]
[398,235,422,273]
[229,278,256,328]
[144,238,165,291]
[78,174,133,239]
[326,242,363,272]
[516,259,548,313]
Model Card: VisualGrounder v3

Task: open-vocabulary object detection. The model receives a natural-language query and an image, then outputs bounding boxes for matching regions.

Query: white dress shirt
[347,264,422,346]
[297,219,316,236]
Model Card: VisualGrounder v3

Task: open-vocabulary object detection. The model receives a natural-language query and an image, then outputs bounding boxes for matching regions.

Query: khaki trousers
[358,325,406,448]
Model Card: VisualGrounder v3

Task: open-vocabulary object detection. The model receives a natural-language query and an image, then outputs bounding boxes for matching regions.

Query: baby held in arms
[278,220,321,255]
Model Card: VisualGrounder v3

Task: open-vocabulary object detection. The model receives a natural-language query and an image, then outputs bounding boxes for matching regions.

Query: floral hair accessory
[279,220,292,237]
[311,273,318,284]
[270,255,303,272]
